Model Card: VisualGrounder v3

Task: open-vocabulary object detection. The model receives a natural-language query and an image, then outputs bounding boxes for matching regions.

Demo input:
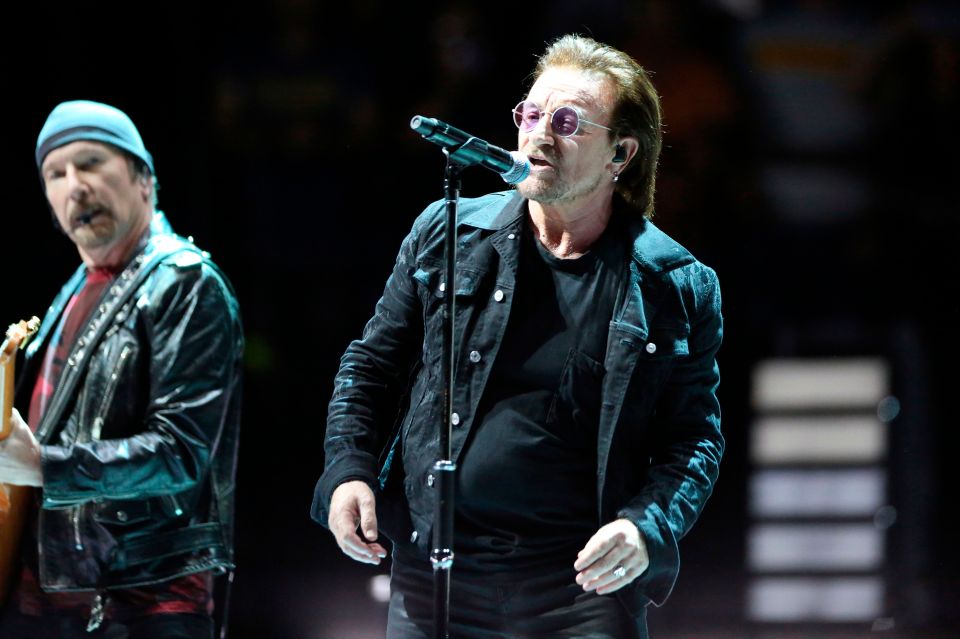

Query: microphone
[410,115,530,185]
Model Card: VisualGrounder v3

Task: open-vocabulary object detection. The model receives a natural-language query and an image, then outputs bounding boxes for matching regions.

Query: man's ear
[139,174,153,203]
[611,137,640,169]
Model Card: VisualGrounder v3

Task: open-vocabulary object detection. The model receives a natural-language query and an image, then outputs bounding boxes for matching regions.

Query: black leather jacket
[15,212,243,592]
[313,192,723,617]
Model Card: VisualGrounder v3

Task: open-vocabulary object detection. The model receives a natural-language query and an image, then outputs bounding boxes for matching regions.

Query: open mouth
[71,207,106,229]
[529,157,554,169]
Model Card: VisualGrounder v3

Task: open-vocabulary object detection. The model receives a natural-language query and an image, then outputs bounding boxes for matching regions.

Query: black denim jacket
[16,213,243,592]
[313,191,723,614]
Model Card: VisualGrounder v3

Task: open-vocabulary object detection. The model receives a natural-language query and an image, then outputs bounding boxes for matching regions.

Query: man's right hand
[328,480,388,565]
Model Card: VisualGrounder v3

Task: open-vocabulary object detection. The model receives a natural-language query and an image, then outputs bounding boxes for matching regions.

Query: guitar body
[0,317,40,605]
[0,484,32,604]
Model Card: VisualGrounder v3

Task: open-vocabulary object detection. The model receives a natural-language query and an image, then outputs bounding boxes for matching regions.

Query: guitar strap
[30,235,202,444]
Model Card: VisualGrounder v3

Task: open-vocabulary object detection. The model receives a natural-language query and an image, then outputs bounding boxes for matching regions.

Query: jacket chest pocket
[614,323,690,416]
[62,331,141,447]
[413,261,485,305]
[413,262,489,362]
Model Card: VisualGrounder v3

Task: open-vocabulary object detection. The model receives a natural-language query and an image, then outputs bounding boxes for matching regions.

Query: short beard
[517,171,605,207]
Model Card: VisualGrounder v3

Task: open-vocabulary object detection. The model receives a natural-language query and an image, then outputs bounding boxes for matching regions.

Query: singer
[0,101,243,638]
[312,34,723,639]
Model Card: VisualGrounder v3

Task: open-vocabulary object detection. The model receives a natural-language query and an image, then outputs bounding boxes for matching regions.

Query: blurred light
[873,505,897,530]
[747,357,891,625]
[872,617,896,631]
[749,468,884,517]
[752,358,888,410]
[748,523,883,571]
[751,415,885,463]
[368,574,391,603]
[760,165,869,223]
[876,395,900,423]
[748,577,883,622]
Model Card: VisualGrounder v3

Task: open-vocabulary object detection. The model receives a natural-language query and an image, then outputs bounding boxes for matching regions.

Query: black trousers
[387,552,646,639]
[0,609,213,639]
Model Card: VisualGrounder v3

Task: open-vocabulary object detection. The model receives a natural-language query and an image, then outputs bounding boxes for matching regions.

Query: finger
[338,529,385,564]
[581,547,639,592]
[576,545,631,587]
[574,533,618,571]
[10,409,30,434]
[330,504,360,539]
[358,492,379,541]
[594,563,643,595]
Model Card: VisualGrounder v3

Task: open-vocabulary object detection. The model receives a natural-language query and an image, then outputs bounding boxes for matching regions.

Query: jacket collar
[624,215,695,275]
[457,190,526,231]
[460,190,695,276]
[24,211,179,362]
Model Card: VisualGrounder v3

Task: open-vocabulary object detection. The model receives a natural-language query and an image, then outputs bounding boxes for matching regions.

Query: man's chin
[69,226,116,251]
[517,180,564,204]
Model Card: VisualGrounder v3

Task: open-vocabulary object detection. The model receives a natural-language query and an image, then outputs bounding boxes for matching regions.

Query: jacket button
[507,233,516,240]
[439,282,446,292]
[469,350,481,363]
[116,510,128,522]
[410,531,419,543]
[451,412,461,426]
[645,342,657,354]
[494,290,505,302]
[427,474,435,487]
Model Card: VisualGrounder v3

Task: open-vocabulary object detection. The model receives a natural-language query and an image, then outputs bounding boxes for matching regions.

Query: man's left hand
[0,408,43,487]
[574,518,648,594]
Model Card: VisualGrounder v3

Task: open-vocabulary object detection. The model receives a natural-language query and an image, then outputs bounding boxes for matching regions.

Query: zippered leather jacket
[15,212,243,592]
[312,191,723,618]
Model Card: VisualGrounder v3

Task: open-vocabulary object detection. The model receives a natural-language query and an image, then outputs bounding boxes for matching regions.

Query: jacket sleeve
[310,207,436,528]
[617,263,724,606]
[40,261,244,506]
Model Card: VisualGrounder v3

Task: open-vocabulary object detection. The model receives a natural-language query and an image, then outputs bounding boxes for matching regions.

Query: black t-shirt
[454,211,626,575]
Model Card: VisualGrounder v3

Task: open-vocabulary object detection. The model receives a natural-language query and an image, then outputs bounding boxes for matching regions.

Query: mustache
[70,206,105,228]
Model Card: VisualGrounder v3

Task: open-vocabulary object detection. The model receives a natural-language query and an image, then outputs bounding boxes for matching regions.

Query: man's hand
[328,480,388,565]
[574,518,648,594]
[0,408,43,487]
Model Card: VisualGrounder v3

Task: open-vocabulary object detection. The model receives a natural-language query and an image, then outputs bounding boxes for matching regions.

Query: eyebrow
[528,89,605,113]
[42,147,109,172]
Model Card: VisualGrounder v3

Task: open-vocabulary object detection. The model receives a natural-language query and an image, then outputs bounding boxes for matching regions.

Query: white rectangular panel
[748,576,884,621]
[751,415,885,463]
[749,468,885,516]
[748,523,883,571]
[752,358,888,410]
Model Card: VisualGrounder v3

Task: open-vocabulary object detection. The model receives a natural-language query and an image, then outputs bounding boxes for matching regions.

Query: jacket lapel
[595,216,694,515]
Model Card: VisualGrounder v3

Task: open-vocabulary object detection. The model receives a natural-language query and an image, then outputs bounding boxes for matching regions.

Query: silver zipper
[93,343,132,439]
[72,504,84,551]
[86,591,106,632]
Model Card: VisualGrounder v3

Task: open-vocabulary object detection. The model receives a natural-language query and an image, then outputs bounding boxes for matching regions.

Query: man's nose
[66,165,90,201]
[527,116,555,146]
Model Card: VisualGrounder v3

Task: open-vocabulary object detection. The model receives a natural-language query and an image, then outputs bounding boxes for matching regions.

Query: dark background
[4,1,958,637]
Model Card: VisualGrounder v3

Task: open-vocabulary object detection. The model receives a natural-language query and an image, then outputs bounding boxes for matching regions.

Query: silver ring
[613,565,626,579]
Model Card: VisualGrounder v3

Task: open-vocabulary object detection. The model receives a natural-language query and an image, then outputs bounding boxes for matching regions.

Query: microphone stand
[430,138,490,639]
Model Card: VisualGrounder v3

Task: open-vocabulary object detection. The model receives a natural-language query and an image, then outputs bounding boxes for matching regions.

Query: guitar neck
[0,347,13,441]
[0,318,40,441]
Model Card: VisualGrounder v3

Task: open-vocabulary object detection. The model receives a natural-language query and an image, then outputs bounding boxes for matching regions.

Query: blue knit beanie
[35,100,154,174]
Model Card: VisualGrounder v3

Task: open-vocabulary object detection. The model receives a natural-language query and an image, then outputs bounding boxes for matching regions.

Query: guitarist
[0,100,243,639]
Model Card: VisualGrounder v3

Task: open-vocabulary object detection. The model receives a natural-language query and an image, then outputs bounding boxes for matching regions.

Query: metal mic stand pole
[430,148,462,639]
[429,136,492,639]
